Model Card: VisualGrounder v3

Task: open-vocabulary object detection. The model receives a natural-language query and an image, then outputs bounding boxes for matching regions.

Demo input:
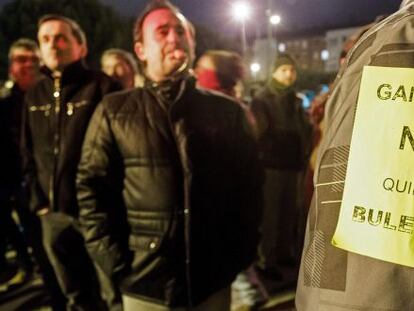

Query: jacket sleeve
[21,96,49,213]
[76,102,129,288]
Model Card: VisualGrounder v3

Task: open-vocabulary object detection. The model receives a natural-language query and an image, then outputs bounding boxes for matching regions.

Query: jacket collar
[401,0,414,8]
[40,59,87,85]
[267,78,294,96]
[145,73,195,109]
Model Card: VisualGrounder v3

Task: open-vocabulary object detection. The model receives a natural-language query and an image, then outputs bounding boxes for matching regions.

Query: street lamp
[250,62,261,74]
[269,14,281,25]
[266,10,281,76]
[231,2,251,55]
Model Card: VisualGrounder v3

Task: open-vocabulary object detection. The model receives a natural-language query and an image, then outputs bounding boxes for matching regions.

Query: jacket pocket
[66,100,90,116]
[29,104,52,116]
[128,234,162,253]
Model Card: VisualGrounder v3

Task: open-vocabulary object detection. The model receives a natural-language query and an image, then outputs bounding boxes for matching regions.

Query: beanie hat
[273,53,296,71]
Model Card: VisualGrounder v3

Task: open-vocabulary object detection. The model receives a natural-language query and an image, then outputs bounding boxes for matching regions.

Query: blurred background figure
[101,48,142,89]
[5,38,41,92]
[251,53,312,297]
[196,50,245,99]
[195,49,265,310]
[0,38,40,287]
[195,50,257,136]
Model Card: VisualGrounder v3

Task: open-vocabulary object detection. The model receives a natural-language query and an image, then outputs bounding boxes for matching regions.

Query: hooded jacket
[296,1,414,310]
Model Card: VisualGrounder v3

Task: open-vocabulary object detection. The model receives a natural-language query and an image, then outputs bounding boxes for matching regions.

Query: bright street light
[321,49,330,61]
[269,14,281,25]
[250,62,261,73]
[231,2,251,55]
[232,2,251,21]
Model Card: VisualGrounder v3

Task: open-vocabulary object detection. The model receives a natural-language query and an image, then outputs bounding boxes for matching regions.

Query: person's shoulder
[250,85,272,108]
[252,85,273,101]
[85,68,116,85]
[101,87,143,115]
[193,87,240,113]
[24,75,50,99]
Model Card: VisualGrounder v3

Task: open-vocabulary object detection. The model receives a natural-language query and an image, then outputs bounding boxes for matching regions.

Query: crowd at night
[0,1,413,311]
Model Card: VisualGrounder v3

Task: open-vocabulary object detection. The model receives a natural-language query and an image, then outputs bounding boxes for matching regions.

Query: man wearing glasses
[0,38,39,287]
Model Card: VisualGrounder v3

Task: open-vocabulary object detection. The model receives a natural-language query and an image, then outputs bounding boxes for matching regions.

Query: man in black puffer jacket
[22,14,120,310]
[76,1,263,310]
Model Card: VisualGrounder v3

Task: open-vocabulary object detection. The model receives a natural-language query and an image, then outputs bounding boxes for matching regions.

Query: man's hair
[101,48,139,74]
[133,0,195,43]
[38,14,87,45]
[200,50,245,91]
[8,38,39,60]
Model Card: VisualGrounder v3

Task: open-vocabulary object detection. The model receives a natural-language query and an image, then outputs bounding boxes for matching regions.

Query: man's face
[135,8,195,82]
[9,47,40,90]
[38,20,86,72]
[102,55,134,89]
[272,64,297,87]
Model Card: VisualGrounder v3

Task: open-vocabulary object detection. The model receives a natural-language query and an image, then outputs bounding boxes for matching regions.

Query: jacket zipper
[49,74,61,210]
[151,80,193,308]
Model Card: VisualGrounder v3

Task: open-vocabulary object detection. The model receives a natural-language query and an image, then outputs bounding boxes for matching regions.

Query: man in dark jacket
[0,38,39,283]
[21,14,120,310]
[76,1,263,310]
[251,54,311,293]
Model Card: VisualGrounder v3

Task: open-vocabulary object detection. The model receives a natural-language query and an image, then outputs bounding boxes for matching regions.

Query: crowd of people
[1,0,413,310]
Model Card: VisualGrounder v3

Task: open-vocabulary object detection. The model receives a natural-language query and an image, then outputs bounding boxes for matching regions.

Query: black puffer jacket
[22,60,120,216]
[76,77,263,307]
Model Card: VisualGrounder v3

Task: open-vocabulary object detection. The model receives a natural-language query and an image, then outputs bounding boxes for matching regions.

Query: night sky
[99,0,401,35]
[0,0,402,36]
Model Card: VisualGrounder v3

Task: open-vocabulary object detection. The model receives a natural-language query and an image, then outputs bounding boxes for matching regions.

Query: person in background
[101,48,141,89]
[76,1,263,310]
[251,53,311,295]
[195,49,257,136]
[195,49,266,309]
[21,14,120,310]
[0,38,39,286]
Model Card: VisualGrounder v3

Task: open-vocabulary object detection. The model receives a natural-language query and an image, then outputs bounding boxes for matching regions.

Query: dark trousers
[40,212,106,311]
[0,196,32,270]
[258,168,301,287]
[28,213,67,311]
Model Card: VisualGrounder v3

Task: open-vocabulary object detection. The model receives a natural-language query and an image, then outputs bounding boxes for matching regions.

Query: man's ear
[134,41,146,62]
[81,44,88,58]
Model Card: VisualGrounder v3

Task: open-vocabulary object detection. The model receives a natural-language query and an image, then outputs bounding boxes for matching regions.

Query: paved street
[0,270,295,311]
[0,268,51,311]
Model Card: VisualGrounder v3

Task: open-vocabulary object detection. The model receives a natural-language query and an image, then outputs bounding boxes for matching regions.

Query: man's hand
[36,206,50,216]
